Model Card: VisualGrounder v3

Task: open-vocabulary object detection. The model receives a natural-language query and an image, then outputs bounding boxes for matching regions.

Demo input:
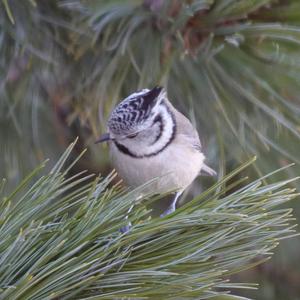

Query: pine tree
[1,1,300,299]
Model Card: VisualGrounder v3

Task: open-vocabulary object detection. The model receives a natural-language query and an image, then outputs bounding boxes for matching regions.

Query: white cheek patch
[125,102,175,157]
[146,104,174,151]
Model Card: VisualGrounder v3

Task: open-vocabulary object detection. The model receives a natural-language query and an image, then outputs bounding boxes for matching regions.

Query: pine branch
[0,142,298,299]
[1,2,300,297]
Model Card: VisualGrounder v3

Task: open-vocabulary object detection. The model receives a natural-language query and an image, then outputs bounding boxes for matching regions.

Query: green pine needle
[0,142,298,299]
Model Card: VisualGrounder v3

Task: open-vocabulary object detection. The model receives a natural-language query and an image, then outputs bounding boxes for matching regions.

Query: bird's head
[96,86,176,157]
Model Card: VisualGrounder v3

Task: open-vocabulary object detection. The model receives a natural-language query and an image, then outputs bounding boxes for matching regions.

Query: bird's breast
[109,140,205,194]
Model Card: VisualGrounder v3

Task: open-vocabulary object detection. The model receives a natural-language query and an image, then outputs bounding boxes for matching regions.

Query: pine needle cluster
[0,141,298,299]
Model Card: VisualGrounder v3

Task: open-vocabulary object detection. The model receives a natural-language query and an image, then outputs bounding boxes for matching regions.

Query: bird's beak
[95,133,111,144]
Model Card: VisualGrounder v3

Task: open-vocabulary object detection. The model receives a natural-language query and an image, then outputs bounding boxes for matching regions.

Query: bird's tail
[201,164,217,176]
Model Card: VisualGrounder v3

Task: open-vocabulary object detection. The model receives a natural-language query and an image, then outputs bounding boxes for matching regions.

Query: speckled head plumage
[96,86,177,158]
[107,87,164,137]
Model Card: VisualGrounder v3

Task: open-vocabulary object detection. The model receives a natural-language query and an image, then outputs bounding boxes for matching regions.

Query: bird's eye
[127,133,138,139]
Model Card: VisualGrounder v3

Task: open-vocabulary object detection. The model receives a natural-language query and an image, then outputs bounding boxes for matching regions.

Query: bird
[96,86,216,217]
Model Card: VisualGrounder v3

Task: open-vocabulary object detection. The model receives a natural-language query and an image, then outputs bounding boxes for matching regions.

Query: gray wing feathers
[170,104,202,149]
[167,101,216,176]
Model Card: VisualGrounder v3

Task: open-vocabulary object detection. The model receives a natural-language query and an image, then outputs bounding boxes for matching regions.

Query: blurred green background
[1,0,300,299]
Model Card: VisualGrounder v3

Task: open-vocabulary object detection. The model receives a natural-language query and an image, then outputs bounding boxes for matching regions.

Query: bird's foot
[160,204,176,217]
[160,191,182,217]
[120,222,132,233]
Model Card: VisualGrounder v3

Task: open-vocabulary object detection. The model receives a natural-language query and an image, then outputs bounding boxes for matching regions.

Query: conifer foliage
[0,142,298,299]
[1,1,300,299]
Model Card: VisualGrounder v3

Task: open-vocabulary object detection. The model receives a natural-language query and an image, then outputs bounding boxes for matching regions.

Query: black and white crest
[108,87,163,135]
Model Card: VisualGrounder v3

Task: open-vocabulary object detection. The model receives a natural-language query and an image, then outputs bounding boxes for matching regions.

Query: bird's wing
[167,101,217,176]
[170,105,202,150]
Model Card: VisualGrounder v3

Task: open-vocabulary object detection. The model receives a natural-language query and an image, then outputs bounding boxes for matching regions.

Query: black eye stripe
[127,133,138,139]
[151,114,163,144]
